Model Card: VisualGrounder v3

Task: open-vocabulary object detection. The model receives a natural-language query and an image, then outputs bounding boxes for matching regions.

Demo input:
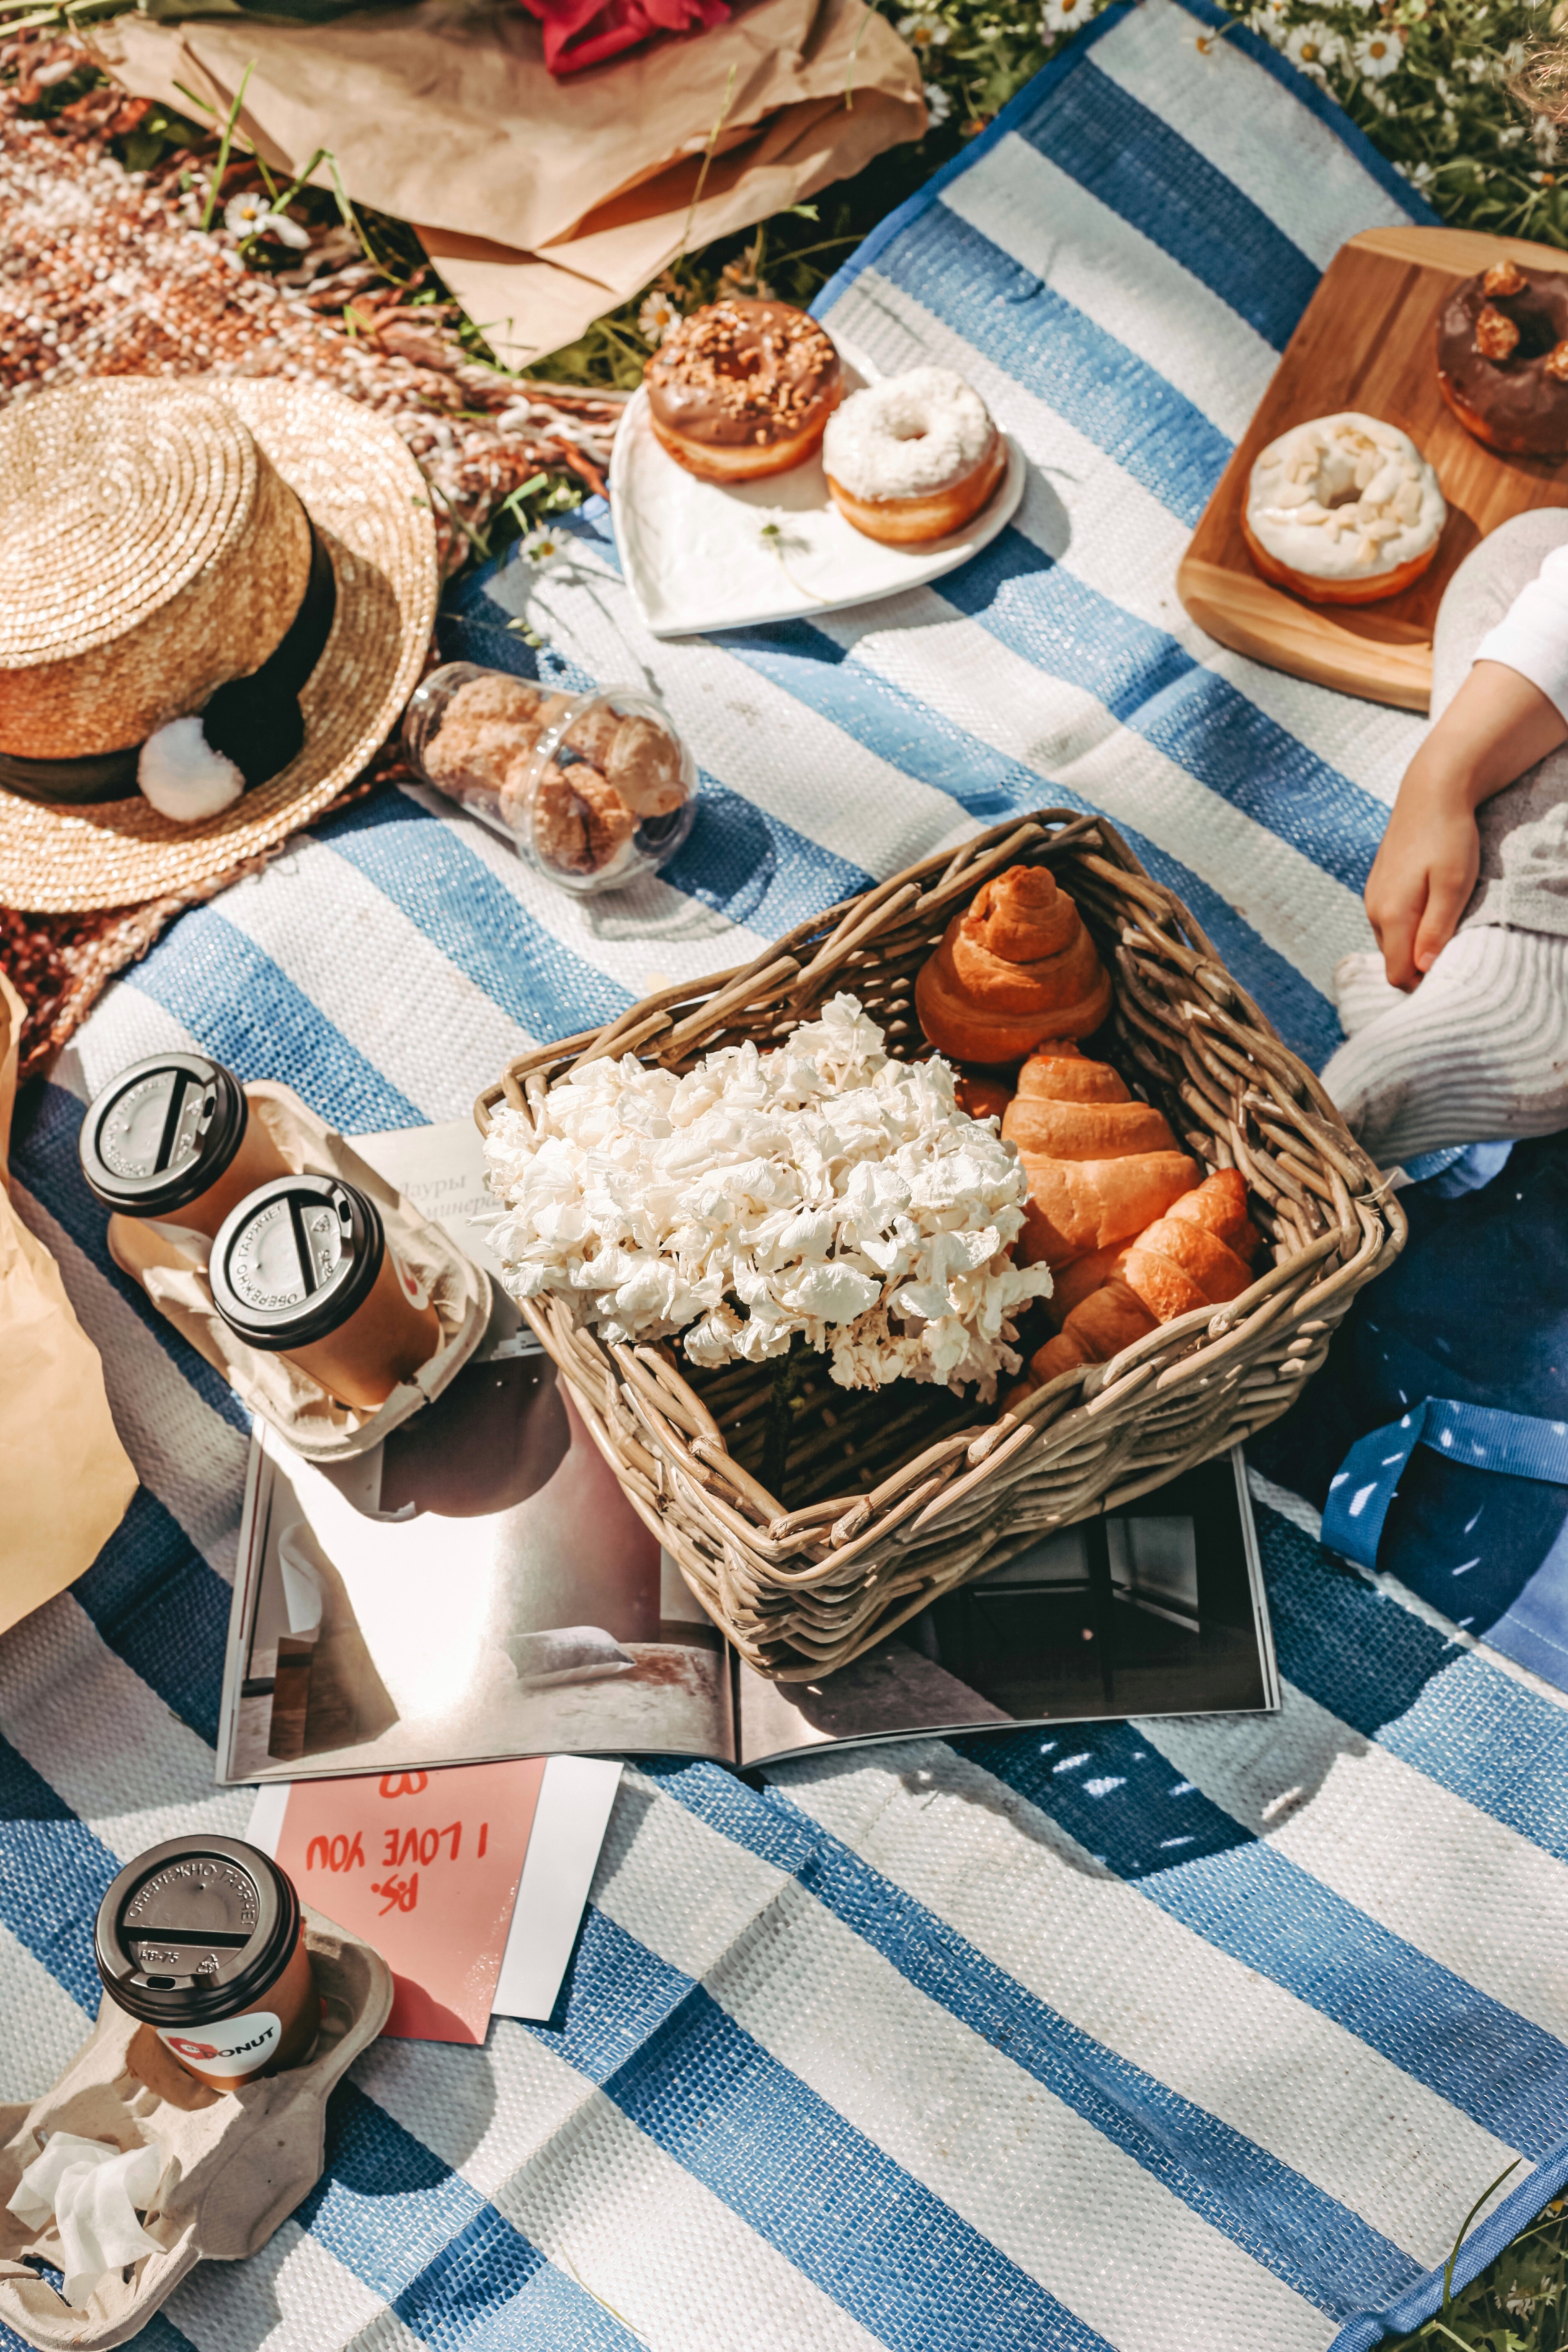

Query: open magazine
[217,1346,1278,1781]
[214,1117,1279,1785]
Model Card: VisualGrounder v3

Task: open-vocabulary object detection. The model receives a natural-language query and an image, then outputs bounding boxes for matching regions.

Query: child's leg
[1321,926,1568,1166]
[1322,511,1568,1164]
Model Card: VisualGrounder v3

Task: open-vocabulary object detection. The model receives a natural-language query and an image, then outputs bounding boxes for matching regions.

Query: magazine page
[217,1349,735,1782]
[736,1450,1277,1769]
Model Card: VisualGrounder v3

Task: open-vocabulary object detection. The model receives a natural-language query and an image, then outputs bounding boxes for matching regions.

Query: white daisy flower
[1406,157,1436,187]
[1504,40,1528,71]
[637,287,681,345]
[1362,81,1394,112]
[1352,24,1401,77]
[1504,2285,1537,2320]
[224,190,272,238]
[1283,21,1340,78]
[223,191,312,249]
[1499,122,1526,147]
[1248,0,1289,42]
[1465,52,1494,80]
[897,10,950,50]
[1039,0,1089,34]
[1535,114,1561,163]
[520,525,570,567]
[1189,24,1221,53]
[923,80,952,123]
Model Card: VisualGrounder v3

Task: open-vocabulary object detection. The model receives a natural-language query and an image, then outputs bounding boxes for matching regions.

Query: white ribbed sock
[1320,926,1568,1167]
[1332,950,1407,1040]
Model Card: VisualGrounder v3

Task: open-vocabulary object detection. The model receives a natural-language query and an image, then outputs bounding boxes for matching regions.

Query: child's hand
[1364,772,1480,993]
[1365,660,1568,992]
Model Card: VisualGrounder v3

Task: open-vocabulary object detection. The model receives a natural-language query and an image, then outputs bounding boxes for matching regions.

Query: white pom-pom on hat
[137,717,244,823]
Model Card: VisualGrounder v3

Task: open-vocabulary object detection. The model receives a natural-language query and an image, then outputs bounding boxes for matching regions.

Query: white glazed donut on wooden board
[1245,413,1445,584]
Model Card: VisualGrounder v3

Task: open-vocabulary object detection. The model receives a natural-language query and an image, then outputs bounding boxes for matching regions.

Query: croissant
[1030,1170,1263,1382]
[1002,1042,1196,1269]
[916,864,1112,1067]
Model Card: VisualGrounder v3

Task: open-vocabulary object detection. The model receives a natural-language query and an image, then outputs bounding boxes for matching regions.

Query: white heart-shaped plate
[609,351,1025,639]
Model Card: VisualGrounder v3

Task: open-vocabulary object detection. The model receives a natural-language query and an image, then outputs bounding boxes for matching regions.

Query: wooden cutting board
[1177,225,1568,712]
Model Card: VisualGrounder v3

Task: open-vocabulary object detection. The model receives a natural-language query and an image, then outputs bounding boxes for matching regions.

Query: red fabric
[518,0,730,74]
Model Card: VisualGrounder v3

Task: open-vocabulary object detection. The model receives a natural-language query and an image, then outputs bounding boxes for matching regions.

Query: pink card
[273,1757,545,2042]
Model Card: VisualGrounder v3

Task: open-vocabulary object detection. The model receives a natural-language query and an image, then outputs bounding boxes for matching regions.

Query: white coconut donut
[823,367,1006,544]
[1242,412,1446,606]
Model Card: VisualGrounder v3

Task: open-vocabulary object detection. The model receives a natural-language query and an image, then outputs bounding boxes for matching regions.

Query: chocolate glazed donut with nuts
[1436,256,1568,457]
[645,297,843,483]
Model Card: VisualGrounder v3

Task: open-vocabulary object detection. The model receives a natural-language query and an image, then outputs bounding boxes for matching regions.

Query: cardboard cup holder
[107,1081,491,1460]
[0,1911,392,2352]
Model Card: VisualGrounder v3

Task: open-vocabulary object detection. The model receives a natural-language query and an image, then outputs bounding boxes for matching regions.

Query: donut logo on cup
[157,2012,282,2080]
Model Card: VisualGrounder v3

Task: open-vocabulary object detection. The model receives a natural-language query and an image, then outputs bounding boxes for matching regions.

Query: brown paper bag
[0,969,137,1638]
[97,0,924,365]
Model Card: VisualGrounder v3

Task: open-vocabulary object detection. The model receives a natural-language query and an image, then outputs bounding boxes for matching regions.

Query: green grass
[1385,2186,1568,2352]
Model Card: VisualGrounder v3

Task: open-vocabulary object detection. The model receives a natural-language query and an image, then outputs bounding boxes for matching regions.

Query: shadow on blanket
[1253,1132,1568,1691]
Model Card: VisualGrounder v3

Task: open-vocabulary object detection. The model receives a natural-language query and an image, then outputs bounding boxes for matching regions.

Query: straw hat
[0,376,438,913]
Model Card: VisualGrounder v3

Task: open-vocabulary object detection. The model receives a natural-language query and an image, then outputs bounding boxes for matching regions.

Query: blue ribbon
[1323,1398,1568,1570]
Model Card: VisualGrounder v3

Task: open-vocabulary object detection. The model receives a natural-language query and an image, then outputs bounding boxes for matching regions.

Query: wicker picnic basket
[474,810,1405,1680]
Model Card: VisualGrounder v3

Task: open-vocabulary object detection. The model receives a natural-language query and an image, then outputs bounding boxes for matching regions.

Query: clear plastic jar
[402,663,696,896]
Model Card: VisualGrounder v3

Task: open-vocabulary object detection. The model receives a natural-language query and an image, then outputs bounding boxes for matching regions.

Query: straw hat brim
[0,378,439,915]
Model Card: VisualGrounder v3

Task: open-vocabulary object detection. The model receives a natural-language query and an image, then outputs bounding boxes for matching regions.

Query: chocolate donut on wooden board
[1435,257,1568,457]
[644,298,843,484]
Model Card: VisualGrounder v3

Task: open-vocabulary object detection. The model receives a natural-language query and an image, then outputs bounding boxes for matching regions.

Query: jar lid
[78,1053,249,1218]
[209,1173,384,1350]
[94,1836,300,2027]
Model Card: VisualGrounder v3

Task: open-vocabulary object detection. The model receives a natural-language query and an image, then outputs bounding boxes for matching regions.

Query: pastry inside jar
[531,757,639,876]
[403,665,697,893]
[405,668,568,817]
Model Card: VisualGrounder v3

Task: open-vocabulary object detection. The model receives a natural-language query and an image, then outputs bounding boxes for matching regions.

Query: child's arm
[1366,664,1568,989]
[1367,541,1568,990]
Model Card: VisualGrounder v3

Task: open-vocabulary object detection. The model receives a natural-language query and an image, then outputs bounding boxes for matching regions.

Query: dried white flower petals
[483,993,1053,1396]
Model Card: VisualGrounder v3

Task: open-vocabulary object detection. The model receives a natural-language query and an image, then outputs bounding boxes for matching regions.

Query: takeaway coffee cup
[94,1836,319,2092]
[208,1173,441,1411]
[78,1053,291,1240]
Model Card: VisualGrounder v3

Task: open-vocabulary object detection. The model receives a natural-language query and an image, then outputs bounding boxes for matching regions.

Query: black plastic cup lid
[208,1173,385,1351]
[78,1053,248,1218]
[94,1836,300,2027]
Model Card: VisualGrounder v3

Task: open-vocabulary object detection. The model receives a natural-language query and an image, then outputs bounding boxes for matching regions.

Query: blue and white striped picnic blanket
[8,5,1568,2345]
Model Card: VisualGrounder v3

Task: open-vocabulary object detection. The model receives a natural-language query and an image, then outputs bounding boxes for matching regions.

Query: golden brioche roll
[915,868,1111,1065]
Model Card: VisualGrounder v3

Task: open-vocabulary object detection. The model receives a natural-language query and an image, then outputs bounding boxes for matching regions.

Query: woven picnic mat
[0,49,621,1083]
[13,12,1568,2350]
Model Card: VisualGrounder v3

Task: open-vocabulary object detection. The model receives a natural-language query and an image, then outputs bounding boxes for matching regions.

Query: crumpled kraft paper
[96,0,924,365]
[0,969,137,1638]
